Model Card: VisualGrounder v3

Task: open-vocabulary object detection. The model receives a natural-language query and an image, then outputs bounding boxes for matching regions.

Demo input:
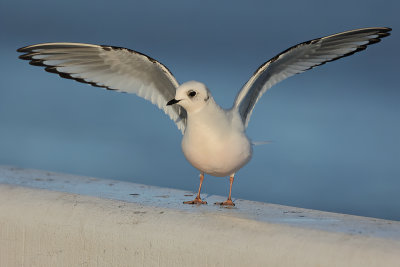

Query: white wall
[0,166,399,267]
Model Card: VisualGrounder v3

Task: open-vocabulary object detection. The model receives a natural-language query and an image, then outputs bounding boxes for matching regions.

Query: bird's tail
[251,140,273,146]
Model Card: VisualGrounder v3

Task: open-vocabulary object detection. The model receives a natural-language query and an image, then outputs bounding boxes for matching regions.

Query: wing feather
[233,27,391,127]
[17,42,187,133]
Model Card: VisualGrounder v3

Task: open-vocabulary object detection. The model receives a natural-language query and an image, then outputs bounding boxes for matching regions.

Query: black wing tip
[378,31,391,39]
[375,27,392,38]
[18,53,32,60]
[17,45,33,53]
[44,66,59,74]
[17,46,36,60]
[380,27,392,32]
[29,60,45,66]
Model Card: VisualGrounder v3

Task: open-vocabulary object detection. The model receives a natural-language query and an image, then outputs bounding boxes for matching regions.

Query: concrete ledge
[0,166,399,266]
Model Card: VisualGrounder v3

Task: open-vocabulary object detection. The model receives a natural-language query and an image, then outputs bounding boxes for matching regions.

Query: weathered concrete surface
[0,165,399,267]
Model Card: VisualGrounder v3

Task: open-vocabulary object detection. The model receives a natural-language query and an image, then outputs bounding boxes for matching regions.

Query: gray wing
[17,42,187,133]
[233,27,391,128]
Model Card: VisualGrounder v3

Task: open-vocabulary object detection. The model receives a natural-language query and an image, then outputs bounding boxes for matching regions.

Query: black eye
[188,90,197,97]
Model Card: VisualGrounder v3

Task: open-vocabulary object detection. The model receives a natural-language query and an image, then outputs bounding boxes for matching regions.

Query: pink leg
[183,172,207,205]
[215,174,235,206]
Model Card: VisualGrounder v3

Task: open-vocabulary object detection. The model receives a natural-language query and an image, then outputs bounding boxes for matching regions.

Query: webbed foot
[214,199,235,206]
[183,197,207,205]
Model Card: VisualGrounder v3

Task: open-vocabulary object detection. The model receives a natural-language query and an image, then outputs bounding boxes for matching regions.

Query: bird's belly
[182,132,252,177]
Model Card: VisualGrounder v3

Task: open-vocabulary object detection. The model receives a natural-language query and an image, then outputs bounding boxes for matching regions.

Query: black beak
[166,99,180,106]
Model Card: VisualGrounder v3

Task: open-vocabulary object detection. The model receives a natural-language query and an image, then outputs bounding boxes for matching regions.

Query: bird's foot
[183,197,207,205]
[215,199,235,206]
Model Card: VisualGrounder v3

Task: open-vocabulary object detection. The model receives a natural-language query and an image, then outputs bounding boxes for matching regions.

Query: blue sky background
[1,0,399,220]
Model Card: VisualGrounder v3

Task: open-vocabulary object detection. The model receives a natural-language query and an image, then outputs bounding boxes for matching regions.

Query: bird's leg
[215,174,235,206]
[183,172,207,204]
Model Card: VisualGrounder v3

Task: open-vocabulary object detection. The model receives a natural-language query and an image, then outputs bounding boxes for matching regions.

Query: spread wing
[233,27,391,128]
[17,43,187,133]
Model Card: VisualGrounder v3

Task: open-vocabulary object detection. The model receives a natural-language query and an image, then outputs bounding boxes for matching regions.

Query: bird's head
[167,81,210,113]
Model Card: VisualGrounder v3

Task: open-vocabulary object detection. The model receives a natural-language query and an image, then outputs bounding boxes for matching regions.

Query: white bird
[18,27,391,206]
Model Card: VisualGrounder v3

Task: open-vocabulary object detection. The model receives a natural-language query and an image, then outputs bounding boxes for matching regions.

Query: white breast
[181,101,252,177]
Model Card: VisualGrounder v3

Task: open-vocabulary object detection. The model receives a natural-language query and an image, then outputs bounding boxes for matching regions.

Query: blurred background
[1,0,399,220]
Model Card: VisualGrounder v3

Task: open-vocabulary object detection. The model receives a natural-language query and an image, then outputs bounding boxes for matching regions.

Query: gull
[17,27,391,206]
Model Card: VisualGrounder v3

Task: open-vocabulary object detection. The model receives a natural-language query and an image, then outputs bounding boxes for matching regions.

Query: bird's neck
[185,98,231,133]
